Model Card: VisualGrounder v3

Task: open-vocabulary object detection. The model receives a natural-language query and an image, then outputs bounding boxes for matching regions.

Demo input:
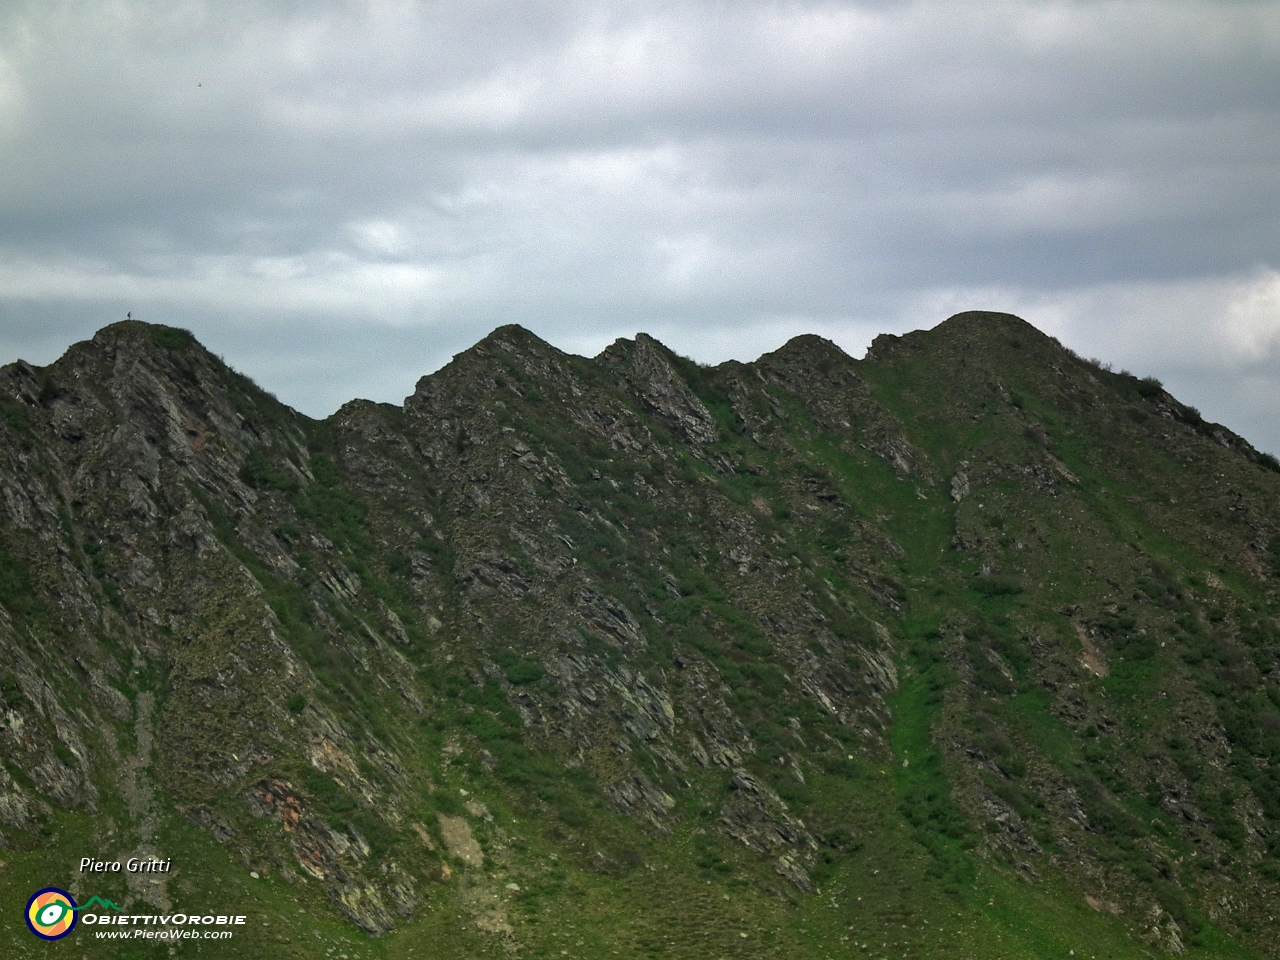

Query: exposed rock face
[951,462,971,502]
[719,768,816,889]
[2,313,1280,956]
[601,334,720,446]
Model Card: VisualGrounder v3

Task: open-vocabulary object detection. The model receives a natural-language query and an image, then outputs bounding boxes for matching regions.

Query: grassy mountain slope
[1,312,1278,958]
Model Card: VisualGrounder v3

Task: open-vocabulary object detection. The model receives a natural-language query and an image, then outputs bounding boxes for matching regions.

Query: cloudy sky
[2,1,1278,452]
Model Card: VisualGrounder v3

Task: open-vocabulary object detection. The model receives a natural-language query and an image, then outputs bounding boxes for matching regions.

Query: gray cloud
[2,0,1278,450]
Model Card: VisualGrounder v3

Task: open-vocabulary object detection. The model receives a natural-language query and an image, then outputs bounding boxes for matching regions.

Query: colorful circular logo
[25,887,78,940]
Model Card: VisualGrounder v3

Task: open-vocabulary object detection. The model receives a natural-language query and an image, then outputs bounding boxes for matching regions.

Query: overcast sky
[2,1,1278,452]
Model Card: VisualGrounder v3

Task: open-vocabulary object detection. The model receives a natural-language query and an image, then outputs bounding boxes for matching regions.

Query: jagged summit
[763,331,851,359]
[754,333,860,388]
[431,321,561,373]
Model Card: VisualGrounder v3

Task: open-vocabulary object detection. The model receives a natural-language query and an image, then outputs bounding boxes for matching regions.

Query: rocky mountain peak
[598,333,720,446]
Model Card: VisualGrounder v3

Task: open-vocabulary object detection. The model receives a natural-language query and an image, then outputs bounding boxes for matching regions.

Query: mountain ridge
[1,312,1279,958]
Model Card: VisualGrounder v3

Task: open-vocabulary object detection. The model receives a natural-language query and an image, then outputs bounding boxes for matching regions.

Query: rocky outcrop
[248,778,416,933]
[600,334,719,445]
[719,769,816,890]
